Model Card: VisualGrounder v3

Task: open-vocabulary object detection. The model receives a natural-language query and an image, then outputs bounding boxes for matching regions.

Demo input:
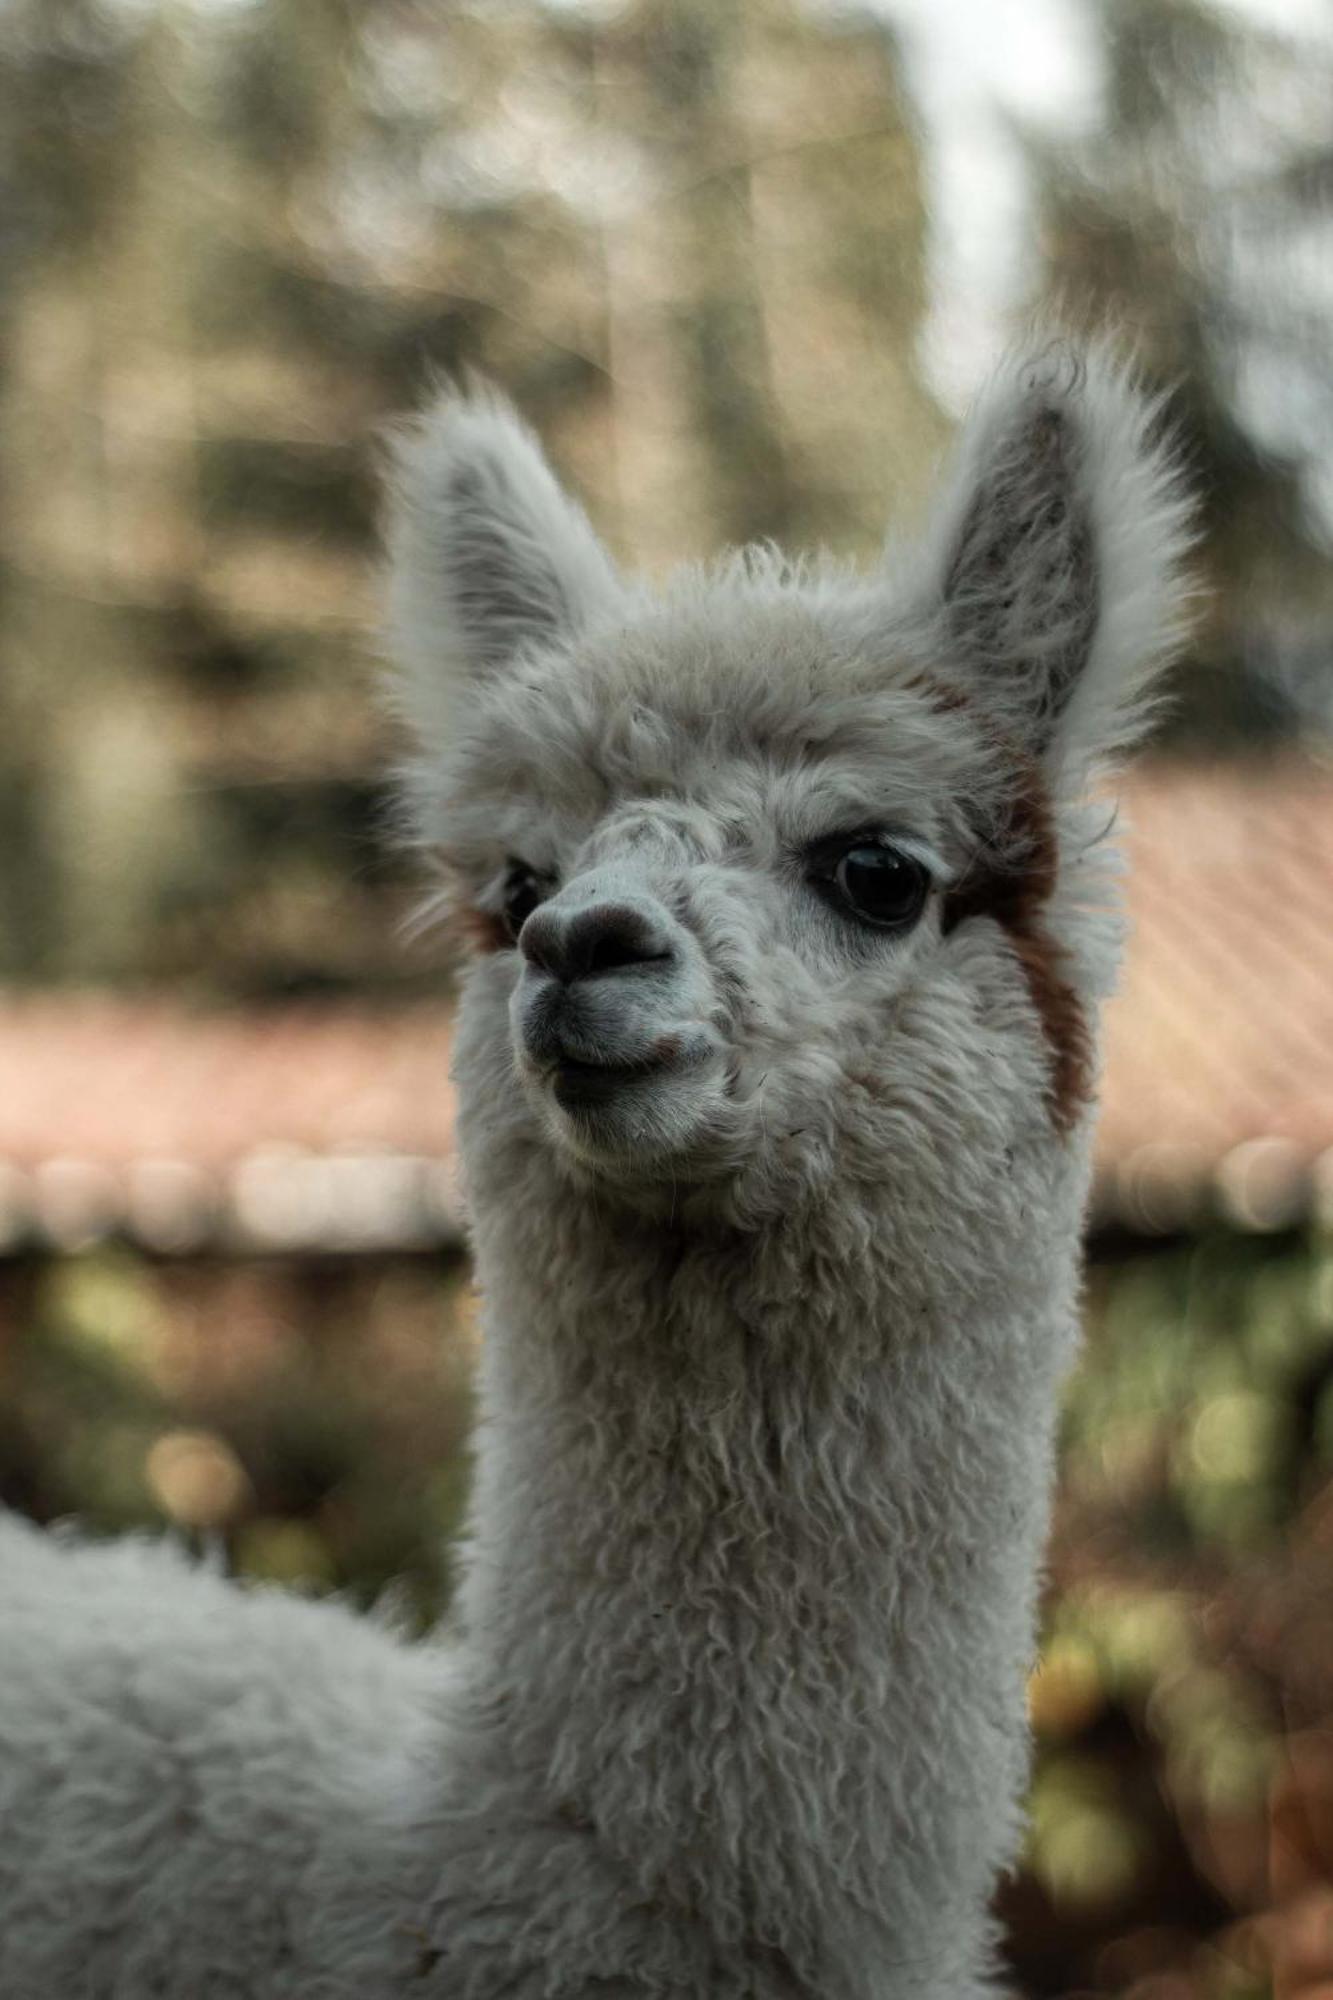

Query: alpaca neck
[447,1158,1083,1985]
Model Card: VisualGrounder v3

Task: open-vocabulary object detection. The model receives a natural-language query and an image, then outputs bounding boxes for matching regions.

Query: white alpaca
[0,342,1191,1999]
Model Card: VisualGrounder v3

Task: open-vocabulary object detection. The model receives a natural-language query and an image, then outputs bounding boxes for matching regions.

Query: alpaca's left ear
[921,342,1195,778]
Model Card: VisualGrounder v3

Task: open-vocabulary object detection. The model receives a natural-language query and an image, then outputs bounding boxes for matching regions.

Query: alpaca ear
[922,342,1195,776]
[385,385,623,752]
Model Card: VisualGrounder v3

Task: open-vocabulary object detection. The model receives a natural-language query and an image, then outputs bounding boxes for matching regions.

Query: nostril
[571,904,674,980]
[584,926,668,976]
[523,900,677,984]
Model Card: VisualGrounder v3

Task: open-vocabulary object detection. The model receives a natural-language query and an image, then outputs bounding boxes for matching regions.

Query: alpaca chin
[531,1055,728,1164]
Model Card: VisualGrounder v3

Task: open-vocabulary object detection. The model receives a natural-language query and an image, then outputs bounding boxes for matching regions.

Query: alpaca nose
[519,899,677,984]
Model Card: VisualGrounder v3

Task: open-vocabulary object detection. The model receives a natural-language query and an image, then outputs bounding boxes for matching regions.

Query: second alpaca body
[0,341,1190,1997]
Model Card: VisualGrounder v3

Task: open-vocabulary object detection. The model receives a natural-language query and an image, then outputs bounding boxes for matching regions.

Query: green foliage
[0,1246,474,1625]
[1007,1230,1333,1994]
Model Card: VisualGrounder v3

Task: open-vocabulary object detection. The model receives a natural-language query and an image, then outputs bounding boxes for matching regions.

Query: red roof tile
[1097,758,1333,1228]
[0,998,457,1170]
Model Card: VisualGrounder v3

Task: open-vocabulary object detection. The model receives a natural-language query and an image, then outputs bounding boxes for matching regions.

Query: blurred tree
[0,0,141,263]
[0,1,147,975]
[1030,0,1333,748]
[0,0,939,994]
[591,0,940,562]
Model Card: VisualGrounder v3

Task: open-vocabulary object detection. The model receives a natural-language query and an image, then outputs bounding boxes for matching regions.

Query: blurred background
[0,0,1331,1993]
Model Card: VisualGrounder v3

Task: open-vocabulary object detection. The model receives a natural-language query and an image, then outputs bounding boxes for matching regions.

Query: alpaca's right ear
[385,386,622,754]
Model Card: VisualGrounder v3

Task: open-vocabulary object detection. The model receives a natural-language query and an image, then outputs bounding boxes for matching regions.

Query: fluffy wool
[0,341,1193,1999]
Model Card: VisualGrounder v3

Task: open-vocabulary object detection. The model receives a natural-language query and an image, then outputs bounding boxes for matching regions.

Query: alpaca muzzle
[510,878,725,1144]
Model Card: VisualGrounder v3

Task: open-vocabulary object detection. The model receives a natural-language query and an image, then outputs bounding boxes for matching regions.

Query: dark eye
[500,860,548,943]
[827,843,930,931]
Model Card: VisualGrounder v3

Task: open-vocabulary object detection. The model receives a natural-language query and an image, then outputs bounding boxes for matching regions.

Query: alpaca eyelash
[800,827,944,883]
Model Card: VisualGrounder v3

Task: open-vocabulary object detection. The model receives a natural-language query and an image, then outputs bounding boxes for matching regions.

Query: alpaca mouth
[517,1017,726,1151]
[547,1049,675,1111]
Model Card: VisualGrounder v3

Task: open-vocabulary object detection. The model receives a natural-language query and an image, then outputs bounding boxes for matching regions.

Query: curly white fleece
[0,339,1193,2000]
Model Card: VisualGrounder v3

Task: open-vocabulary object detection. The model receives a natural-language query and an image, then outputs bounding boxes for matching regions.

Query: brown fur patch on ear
[942,765,1093,1135]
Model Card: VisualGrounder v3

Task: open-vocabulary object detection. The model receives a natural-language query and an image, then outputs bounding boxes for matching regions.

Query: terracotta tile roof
[0,1001,461,1253]
[0,757,1327,1247]
[0,999,456,1170]
[1096,757,1333,1231]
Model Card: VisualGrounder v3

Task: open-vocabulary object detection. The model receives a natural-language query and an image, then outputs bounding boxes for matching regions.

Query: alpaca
[0,341,1192,1999]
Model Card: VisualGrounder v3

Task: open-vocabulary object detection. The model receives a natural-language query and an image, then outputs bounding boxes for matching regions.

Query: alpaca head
[387,348,1192,1228]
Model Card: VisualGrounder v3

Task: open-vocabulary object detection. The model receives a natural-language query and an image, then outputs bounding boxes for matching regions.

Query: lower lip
[549,1058,665,1109]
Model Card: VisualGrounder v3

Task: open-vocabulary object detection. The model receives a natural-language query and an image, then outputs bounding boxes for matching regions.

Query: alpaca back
[0,1513,446,1996]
